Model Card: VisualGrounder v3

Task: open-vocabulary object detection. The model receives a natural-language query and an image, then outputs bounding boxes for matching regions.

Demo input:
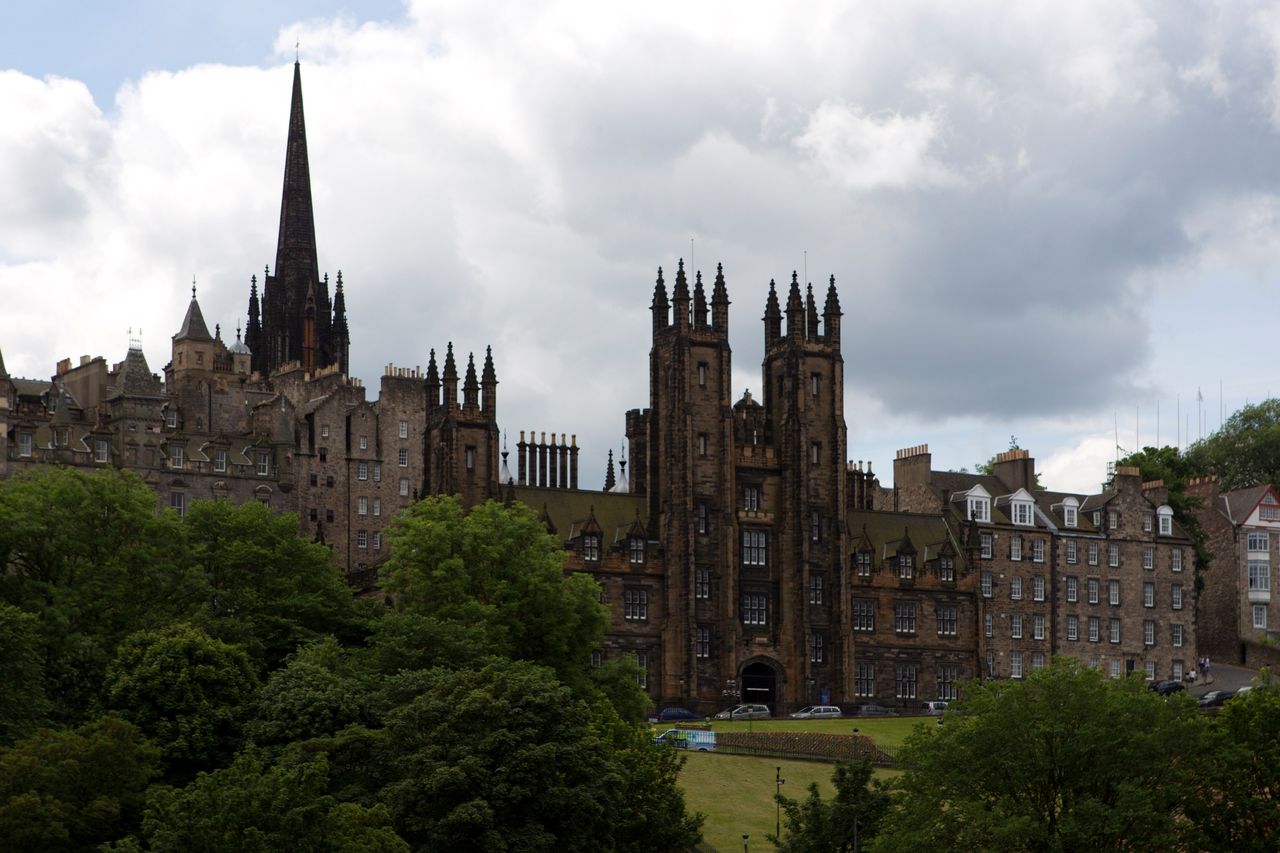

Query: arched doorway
[741,661,778,710]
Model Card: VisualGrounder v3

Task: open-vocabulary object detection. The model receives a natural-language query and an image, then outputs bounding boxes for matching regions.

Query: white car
[714,703,772,720]
[789,705,843,719]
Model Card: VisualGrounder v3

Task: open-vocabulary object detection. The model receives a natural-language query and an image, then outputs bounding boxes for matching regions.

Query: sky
[2,0,1279,494]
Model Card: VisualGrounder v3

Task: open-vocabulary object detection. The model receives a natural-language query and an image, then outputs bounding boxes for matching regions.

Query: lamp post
[742,833,749,852]
[775,765,785,839]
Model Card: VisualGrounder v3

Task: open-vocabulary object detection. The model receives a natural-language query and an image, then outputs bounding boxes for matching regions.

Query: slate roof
[110,348,164,399]
[174,296,213,343]
[1220,484,1275,526]
[511,485,648,545]
[847,509,965,566]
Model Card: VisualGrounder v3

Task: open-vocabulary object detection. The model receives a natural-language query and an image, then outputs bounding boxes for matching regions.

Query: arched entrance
[741,661,778,710]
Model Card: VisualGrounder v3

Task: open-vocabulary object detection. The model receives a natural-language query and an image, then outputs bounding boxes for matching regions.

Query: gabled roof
[1221,484,1278,526]
[511,486,647,546]
[847,509,965,568]
[174,293,213,342]
[109,348,164,399]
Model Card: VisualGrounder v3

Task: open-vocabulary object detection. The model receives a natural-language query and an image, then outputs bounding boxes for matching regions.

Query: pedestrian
[1187,668,1196,685]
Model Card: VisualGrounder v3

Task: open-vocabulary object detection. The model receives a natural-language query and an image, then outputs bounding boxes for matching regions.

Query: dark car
[1198,689,1235,708]
[851,703,897,717]
[654,706,704,722]
[1150,680,1185,696]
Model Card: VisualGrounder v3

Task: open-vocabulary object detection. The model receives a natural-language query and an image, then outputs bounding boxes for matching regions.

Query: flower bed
[714,731,894,766]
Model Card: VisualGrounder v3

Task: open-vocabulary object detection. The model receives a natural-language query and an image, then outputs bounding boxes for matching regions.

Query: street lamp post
[775,766,785,839]
[742,833,749,853]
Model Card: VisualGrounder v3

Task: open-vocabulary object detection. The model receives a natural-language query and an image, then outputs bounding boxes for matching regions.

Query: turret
[763,279,781,344]
[672,259,690,332]
[823,275,841,344]
[481,345,497,417]
[442,342,458,411]
[462,352,479,412]
[651,267,669,334]
[711,262,730,337]
[693,270,708,329]
[786,272,804,339]
[246,275,263,374]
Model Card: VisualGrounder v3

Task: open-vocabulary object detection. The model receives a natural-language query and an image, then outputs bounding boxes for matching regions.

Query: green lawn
[671,718,918,852]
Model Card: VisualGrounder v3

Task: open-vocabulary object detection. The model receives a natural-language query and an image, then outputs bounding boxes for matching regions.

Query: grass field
[671,717,920,852]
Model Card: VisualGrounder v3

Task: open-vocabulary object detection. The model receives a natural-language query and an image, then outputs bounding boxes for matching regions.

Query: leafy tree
[183,499,368,668]
[247,637,373,748]
[0,602,49,744]
[378,659,617,851]
[355,611,504,679]
[769,759,890,853]
[0,715,160,852]
[131,750,406,852]
[105,623,258,778]
[877,660,1213,852]
[381,496,607,690]
[591,653,654,725]
[1184,399,1280,491]
[1116,445,1213,577]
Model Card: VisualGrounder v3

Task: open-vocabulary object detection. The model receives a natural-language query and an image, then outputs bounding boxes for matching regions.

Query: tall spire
[246,275,262,374]
[604,448,616,491]
[275,60,319,285]
[332,270,349,374]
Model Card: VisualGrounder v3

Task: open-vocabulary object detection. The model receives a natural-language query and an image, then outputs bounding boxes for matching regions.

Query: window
[743,593,768,625]
[1010,536,1023,562]
[1011,614,1023,639]
[894,603,917,635]
[855,662,875,697]
[1066,576,1078,603]
[811,373,820,397]
[896,664,918,699]
[1143,582,1155,608]
[1108,543,1119,568]
[319,448,328,462]
[898,554,914,580]
[1109,511,1118,530]
[1033,614,1045,640]
[1172,624,1183,647]
[1032,539,1045,563]
[357,529,368,549]
[1142,548,1154,570]
[358,461,368,480]
[743,486,760,511]
[590,651,603,669]
[937,665,958,700]
[357,496,368,516]
[582,534,600,561]
[373,532,382,550]
[981,572,993,598]
[1088,542,1099,566]
[695,568,710,599]
[852,599,875,632]
[1248,531,1270,552]
[810,510,821,542]
[984,612,993,637]
[742,529,767,566]
[166,409,177,429]
[986,650,997,679]
[398,448,409,467]
[1010,652,1024,679]
[1064,505,1078,528]
[696,627,711,658]
[696,503,708,534]
[970,498,990,523]
[856,551,872,578]
[1067,615,1079,641]
[1143,619,1155,646]
[1032,652,1046,671]
[1089,616,1100,643]
[1094,510,1102,527]
[373,463,381,482]
[624,589,648,621]
[939,556,955,582]
[171,445,184,469]
[373,497,381,517]
[399,478,409,497]
[1158,508,1173,535]
[981,532,993,559]
[1263,499,1280,522]
[635,654,648,688]
[1109,618,1121,644]
[465,446,476,472]
[326,510,334,523]
[257,451,270,476]
[1033,575,1045,602]
[1254,605,1268,630]
[359,434,368,450]
[1066,540,1078,564]
[809,633,824,663]
[1088,578,1100,604]
[1172,660,1184,681]
[321,424,329,438]
[1171,583,1182,610]
[1171,549,1182,572]
[214,448,227,472]
[1011,576,1023,600]
[170,491,185,518]
[698,363,707,387]
[809,573,824,605]
[1110,659,1122,679]
[936,606,957,636]
[629,538,645,565]
[1249,560,1270,591]
[309,508,318,522]
[1143,513,1153,533]
[810,442,820,465]
[1012,500,1033,525]
[95,439,109,463]
[1109,580,1120,607]
[399,420,408,439]
[697,434,708,456]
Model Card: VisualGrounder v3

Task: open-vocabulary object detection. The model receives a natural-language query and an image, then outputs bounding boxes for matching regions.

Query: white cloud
[1040,435,1119,495]
[794,101,958,191]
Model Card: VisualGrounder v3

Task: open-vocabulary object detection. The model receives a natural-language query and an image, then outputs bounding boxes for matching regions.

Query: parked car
[920,701,949,715]
[653,728,717,751]
[654,706,704,722]
[714,703,771,720]
[1233,685,1254,698]
[1197,690,1235,708]
[790,705,843,719]
[1150,680,1185,696]
[850,703,897,717]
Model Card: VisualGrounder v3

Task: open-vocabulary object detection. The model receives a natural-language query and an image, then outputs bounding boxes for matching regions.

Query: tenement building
[1,62,1209,714]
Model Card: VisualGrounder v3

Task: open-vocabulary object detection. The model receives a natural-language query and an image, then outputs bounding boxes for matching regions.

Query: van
[653,728,717,751]
[921,701,949,715]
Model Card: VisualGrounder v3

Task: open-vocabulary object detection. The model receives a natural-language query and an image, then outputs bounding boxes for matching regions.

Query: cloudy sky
[3,0,1279,493]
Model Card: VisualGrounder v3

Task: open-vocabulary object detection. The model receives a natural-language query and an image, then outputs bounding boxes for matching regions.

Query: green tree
[247,637,373,748]
[105,623,258,778]
[590,653,654,725]
[876,660,1212,852]
[381,496,607,690]
[770,759,890,853]
[355,611,504,679]
[0,602,49,744]
[1184,399,1280,491]
[1116,445,1213,576]
[133,750,406,853]
[184,499,367,668]
[0,715,160,852]
[378,659,617,851]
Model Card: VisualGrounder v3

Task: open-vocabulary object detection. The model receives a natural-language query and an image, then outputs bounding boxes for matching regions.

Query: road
[1187,661,1260,698]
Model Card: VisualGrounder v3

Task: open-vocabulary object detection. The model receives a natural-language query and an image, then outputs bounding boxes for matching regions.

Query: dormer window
[170,445,184,469]
[629,538,645,565]
[744,486,760,511]
[582,534,601,562]
[1012,500,1033,526]
[855,550,872,578]
[166,409,177,429]
[898,554,914,580]
[1062,497,1078,529]
[939,556,955,582]
[969,497,990,522]
[1157,505,1173,536]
